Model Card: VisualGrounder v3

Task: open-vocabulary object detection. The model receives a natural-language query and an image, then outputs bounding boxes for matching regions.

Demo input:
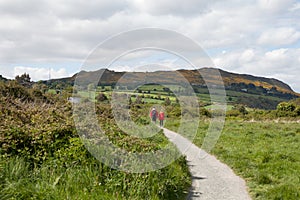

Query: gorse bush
[0,80,53,103]
[276,102,300,117]
[0,81,32,101]
[0,81,73,160]
[0,81,191,199]
[0,95,75,164]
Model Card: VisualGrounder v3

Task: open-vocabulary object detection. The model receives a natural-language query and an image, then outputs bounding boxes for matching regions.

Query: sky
[0,0,300,92]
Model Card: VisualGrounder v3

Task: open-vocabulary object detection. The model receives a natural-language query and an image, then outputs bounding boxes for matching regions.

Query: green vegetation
[46,68,300,110]
[211,121,300,200]
[0,80,191,199]
[165,112,300,200]
[2,72,300,200]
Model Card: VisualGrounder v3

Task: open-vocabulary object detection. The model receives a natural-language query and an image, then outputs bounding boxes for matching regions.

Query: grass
[0,82,192,200]
[212,121,300,200]
[7,83,299,199]
[226,90,286,102]
[165,119,300,199]
[137,84,179,92]
[76,90,178,104]
[0,95,192,200]
[0,157,114,200]
[0,156,190,200]
[74,83,290,110]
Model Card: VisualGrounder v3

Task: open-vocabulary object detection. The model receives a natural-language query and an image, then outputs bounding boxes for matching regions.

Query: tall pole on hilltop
[48,67,51,81]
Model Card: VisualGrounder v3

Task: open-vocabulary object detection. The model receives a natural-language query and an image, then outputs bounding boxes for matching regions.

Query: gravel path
[163,128,252,200]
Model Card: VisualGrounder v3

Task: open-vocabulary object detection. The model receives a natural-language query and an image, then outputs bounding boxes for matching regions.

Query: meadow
[166,118,300,200]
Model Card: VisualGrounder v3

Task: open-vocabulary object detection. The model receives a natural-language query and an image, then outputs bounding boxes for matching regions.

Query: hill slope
[47,68,298,96]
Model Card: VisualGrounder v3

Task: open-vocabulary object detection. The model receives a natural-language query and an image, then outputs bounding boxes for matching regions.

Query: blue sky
[0,0,300,92]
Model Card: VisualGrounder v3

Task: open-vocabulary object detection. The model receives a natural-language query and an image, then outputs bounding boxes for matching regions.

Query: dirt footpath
[163,128,252,200]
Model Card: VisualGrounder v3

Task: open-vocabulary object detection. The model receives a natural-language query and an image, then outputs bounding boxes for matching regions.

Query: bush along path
[162,128,252,200]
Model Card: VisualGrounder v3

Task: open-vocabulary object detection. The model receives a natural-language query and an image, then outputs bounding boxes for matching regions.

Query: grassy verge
[165,119,300,200]
[0,155,190,200]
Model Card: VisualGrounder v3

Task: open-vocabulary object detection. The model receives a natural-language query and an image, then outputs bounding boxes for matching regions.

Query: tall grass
[0,155,190,200]
[0,82,191,200]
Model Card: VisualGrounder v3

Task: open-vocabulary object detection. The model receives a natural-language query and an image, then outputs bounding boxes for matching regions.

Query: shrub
[200,107,211,117]
[96,93,108,102]
[227,105,248,117]
[164,97,171,106]
[276,102,299,117]
[234,105,248,115]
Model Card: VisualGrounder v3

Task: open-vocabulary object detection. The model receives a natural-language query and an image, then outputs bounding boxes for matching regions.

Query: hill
[46,68,299,96]
[37,67,300,109]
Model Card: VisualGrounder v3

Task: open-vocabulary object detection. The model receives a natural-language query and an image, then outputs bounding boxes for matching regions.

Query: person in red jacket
[158,110,165,127]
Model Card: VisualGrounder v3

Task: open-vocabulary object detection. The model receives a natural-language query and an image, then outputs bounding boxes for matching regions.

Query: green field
[166,119,300,200]
[69,83,292,111]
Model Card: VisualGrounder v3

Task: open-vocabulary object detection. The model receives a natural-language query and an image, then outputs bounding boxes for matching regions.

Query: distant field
[226,90,286,102]
[56,82,293,110]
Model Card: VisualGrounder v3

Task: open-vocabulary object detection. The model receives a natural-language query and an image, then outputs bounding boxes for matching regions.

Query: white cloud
[0,0,299,92]
[213,48,300,92]
[289,2,300,11]
[13,66,69,81]
[258,0,296,13]
[0,0,299,61]
[129,0,220,17]
[240,49,256,63]
[258,27,300,46]
[47,0,128,20]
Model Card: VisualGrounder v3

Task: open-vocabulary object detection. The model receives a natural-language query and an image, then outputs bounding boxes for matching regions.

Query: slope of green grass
[165,119,300,199]
[211,121,300,200]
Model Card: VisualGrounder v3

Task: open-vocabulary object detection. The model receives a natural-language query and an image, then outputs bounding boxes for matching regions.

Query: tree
[165,97,171,106]
[32,82,48,94]
[163,87,170,92]
[128,95,132,105]
[135,95,143,104]
[233,105,248,115]
[96,93,108,102]
[277,102,296,112]
[15,73,31,87]
[238,105,248,115]
[55,83,63,94]
[276,102,299,117]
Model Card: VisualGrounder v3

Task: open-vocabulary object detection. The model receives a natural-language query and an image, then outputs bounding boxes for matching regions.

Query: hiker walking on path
[150,107,158,123]
[158,110,165,127]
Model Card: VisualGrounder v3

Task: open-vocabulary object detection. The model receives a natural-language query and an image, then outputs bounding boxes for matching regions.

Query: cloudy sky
[0,0,300,92]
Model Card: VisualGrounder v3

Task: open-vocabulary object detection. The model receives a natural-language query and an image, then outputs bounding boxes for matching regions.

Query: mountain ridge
[1,68,297,96]
[55,68,298,96]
